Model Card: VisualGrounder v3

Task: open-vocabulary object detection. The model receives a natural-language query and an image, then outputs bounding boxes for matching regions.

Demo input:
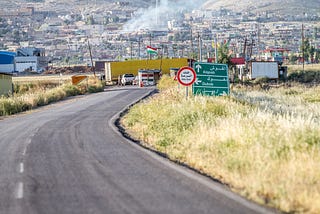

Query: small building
[230,57,246,82]
[0,72,13,96]
[15,47,47,73]
[0,51,16,73]
[262,48,290,64]
[138,69,161,87]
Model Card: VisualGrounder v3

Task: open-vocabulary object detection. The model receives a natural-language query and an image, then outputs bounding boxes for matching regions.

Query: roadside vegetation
[122,71,320,213]
[287,64,320,83]
[0,76,104,116]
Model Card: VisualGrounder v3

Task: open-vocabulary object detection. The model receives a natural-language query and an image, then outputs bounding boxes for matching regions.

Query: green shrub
[46,89,66,104]
[63,84,81,96]
[88,84,104,93]
[287,70,320,83]
[253,77,270,84]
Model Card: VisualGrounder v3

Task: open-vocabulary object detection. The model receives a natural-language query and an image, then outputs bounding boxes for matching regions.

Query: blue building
[0,48,48,73]
[0,51,16,73]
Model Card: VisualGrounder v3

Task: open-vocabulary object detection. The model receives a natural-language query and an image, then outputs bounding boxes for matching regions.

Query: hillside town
[0,1,319,73]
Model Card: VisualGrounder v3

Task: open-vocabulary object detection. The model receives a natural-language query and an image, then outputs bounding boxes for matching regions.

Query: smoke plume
[122,0,206,32]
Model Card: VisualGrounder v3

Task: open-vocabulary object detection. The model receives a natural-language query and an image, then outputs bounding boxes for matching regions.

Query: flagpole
[149,33,152,60]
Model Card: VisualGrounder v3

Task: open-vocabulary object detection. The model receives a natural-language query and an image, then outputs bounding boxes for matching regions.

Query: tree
[314,49,320,63]
[217,42,232,66]
[289,54,299,64]
[86,16,95,25]
[12,30,20,42]
[302,38,317,63]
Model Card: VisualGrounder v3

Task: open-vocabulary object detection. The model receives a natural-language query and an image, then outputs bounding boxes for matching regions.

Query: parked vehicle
[121,73,135,85]
[132,76,139,85]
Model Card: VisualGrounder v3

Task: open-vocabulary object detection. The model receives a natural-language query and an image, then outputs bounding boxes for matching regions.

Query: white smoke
[122,0,206,32]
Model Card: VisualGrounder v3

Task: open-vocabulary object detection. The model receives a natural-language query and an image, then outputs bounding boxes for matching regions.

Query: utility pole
[249,39,254,59]
[149,33,152,46]
[214,35,218,63]
[257,24,261,60]
[190,28,194,59]
[130,41,133,60]
[302,23,305,72]
[87,37,95,77]
[155,0,159,26]
[243,37,247,59]
[138,37,141,59]
[149,33,152,60]
[198,32,202,62]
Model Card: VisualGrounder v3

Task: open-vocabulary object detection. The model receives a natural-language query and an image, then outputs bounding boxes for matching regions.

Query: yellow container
[105,58,189,82]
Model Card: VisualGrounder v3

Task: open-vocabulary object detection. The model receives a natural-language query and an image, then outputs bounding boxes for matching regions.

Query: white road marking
[16,182,24,199]
[22,138,31,156]
[19,163,24,174]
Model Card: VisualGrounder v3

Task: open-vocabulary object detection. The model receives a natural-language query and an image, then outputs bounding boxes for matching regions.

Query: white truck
[248,61,279,80]
[121,73,135,85]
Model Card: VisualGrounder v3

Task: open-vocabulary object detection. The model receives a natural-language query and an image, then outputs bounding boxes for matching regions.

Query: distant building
[15,47,48,73]
[18,7,34,16]
[263,48,290,64]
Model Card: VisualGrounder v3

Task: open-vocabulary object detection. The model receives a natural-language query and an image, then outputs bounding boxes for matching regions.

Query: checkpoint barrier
[138,69,161,87]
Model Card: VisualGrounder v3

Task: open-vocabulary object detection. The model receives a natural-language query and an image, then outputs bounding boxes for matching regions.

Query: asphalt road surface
[0,86,276,214]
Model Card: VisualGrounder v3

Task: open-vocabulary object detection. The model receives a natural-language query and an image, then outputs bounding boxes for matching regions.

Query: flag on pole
[146,46,158,55]
[211,41,215,48]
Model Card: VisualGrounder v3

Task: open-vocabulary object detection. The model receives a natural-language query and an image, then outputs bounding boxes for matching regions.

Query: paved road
[0,86,275,214]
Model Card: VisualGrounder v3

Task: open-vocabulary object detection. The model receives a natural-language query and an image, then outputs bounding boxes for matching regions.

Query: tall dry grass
[122,79,320,213]
[0,76,104,116]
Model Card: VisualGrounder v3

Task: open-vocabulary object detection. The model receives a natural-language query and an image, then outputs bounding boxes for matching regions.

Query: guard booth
[279,66,288,80]
[138,69,161,87]
[0,72,13,96]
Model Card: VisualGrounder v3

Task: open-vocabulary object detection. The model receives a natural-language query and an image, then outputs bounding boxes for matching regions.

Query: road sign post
[176,66,196,99]
[192,62,230,96]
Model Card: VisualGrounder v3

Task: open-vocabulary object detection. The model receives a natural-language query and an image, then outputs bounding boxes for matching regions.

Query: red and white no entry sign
[177,66,196,86]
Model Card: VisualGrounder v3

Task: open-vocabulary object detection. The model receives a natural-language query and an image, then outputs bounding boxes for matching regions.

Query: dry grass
[0,76,104,116]
[287,64,320,73]
[122,79,320,213]
[13,74,73,84]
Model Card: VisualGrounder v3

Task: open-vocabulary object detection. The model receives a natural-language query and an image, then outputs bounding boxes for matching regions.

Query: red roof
[264,48,290,53]
[231,57,245,65]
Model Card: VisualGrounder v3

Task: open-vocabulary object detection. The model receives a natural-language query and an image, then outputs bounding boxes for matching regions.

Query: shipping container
[248,61,279,79]
[105,58,189,83]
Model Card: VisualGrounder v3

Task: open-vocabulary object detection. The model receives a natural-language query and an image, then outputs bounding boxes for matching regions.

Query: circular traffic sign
[177,66,196,86]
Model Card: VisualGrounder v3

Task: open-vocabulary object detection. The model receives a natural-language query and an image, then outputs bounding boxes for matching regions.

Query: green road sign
[192,62,230,96]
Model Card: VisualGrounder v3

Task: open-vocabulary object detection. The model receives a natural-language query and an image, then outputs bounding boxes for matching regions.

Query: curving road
[0,86,275,214]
